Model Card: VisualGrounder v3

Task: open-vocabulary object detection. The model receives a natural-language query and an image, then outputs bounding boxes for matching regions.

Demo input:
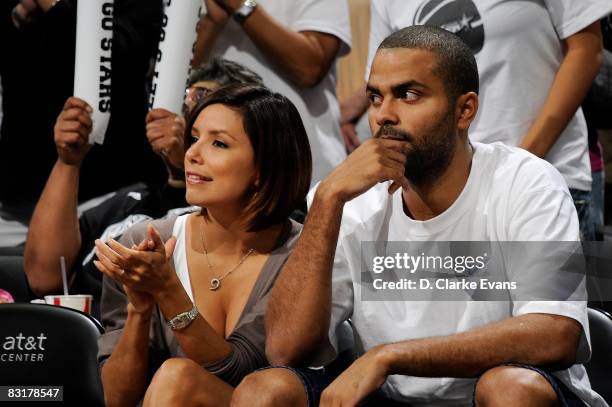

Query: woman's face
[184,104,258,209]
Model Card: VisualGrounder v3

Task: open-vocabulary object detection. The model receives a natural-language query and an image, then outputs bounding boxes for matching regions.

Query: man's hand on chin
[318,138,410,205]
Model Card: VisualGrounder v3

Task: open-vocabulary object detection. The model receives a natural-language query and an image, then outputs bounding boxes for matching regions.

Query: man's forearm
[265,187,345,365]
[196,1,339,87]
[377,313,581,378]
[341,88,369,125]
[241,6,339,87]
[192,14,225,67]
[520,22,602,157]
[24,160,81,295]
[101,308,152,407]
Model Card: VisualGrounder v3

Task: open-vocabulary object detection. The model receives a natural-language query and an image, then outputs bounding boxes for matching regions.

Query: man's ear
[455,92,479,131]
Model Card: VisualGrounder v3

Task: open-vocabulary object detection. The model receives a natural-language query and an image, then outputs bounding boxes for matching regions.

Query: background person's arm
[24,97,92,295]
[339,0,393,151]
[145,108,186,186]
[520,22,603,157]
[340,86,369,152]
[193,0,341,88]
[192,0,230,67]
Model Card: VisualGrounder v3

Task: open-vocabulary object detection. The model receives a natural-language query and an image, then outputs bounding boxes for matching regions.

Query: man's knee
[475,366,558,407]
[232,368,307,407]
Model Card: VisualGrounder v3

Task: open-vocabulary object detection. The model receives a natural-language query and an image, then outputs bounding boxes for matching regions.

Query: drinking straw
[60,256,69,295]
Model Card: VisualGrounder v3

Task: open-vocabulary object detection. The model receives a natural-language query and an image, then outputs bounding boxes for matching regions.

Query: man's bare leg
[475,366,559,407]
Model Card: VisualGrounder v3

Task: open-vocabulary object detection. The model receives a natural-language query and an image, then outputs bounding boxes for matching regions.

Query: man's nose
[375,98,399,127]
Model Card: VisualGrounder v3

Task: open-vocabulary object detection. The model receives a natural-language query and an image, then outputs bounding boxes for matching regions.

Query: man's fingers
[147,116,174,128]
[382,148,408,166]
[75,111,93,129]
[378,138,411,155]
[150,137,177,155]
[60,107,91,123]
[58,123,91,143]
[57,131,84,146]
[146,119,166,132]
[146,108,174,123]
[58,120,86,133]
[76,124,92,141]
[63,97,92,112]
[147,130,167,145]
[174,115,185,126]
[388,175,410,194]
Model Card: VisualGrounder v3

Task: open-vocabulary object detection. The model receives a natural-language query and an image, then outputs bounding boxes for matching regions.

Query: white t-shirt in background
[208,0,352,185]
[367,0,612,192]
[322,142,604,406]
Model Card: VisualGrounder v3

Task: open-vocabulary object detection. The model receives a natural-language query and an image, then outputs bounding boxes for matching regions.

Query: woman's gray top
[97,215,301,386]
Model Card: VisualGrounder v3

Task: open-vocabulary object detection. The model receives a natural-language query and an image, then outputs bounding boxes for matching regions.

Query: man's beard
[375,114,456,187]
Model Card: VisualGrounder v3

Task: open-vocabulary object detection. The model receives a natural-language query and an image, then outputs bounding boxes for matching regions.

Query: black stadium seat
[585,306,612,404]
[0,303,104,406]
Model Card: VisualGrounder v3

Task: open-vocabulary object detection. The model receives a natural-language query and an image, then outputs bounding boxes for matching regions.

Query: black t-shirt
[0,0,166,206]
[71,182,190,319]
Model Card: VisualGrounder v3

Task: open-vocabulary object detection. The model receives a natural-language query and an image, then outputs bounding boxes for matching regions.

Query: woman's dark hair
[185,83,312,231]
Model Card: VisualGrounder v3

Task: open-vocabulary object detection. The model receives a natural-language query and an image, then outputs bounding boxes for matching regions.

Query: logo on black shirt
[413,0,484,54]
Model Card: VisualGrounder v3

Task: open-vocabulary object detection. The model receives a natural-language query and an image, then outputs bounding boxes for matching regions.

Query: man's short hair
[185,83,312,231]
[378,25,479,100]
[187,58,264,88]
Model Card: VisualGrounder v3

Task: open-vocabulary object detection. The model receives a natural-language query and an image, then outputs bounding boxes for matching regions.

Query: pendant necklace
[200,220,254,291]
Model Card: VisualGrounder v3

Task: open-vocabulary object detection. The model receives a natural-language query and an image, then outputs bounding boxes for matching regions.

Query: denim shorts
[256,365,331,407]
[333,364,587,406]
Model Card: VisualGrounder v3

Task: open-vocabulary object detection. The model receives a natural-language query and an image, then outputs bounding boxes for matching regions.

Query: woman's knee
[153,358,202,387]
[145,358,204,404]
[232,368,308,407]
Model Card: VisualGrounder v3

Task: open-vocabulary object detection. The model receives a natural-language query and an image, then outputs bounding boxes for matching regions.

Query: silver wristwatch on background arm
[166,303,199,330]
[233,0,257,25]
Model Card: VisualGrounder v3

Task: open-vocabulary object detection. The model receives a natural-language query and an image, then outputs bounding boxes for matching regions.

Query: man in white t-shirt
[193,0,352,185]
[343,0,612,240]
[233,26,604,406]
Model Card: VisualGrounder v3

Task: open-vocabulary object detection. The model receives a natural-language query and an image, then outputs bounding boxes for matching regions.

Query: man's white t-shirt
[367,0,612,192]
[323,142,604,406]
[208,0,352,185]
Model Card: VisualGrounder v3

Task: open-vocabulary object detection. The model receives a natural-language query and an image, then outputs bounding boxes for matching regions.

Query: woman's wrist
[153,271,182,303]
[127,303,154,320]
